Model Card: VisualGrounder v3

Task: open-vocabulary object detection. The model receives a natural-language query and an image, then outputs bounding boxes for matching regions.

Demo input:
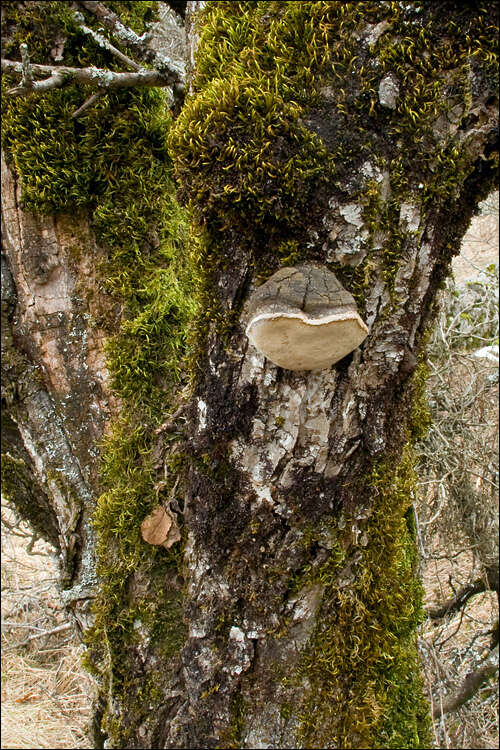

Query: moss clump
[169,78,326,228]
[169,0,497,318]
[295,446,430,749]
[169,1,351,233]
[218,689,247,750]
[408,359,432,443]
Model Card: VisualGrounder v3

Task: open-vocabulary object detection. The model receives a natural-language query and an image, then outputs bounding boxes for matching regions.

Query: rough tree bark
[1,2,498,749]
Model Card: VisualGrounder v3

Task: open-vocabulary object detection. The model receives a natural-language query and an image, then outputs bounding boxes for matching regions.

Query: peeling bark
[1,151,114,632]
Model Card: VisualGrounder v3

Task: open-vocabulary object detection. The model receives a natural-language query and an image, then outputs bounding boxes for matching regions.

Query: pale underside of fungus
[245,264,369,371]
[141,505,181,549]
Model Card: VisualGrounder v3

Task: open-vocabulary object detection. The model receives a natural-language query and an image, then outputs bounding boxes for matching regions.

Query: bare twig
[20,43,34,89]
[2,2,187,108]
[153,403,187,434]
[2,622,72,651]
[71,91,103,118]
[77,1,185,84]
[2,621,46,631]
[73,11,142,71]
[7,70,66,96]
[435,604,468,650]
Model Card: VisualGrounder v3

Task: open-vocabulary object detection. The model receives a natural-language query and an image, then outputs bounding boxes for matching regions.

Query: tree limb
[432,645,499,718]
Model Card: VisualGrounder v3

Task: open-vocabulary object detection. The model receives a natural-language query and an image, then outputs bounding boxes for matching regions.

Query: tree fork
[1,2,498,748]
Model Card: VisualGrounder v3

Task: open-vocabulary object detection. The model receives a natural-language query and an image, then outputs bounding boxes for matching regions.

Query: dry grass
[452,191,499,284]
[1,514,94,749]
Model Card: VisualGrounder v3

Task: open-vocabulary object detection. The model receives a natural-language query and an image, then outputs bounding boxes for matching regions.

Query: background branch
[427,579,488,620]
[432,645,499,718]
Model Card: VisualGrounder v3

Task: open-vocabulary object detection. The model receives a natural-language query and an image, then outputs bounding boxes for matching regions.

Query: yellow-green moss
[409,359,432,443]
[294,446,430,749]
[218,690,247,750]
[281,359,432,748]
[168,1,338,231]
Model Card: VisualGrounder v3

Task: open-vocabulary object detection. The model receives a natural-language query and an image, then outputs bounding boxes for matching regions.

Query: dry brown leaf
[140,506,181,548]
[140,506,172,545]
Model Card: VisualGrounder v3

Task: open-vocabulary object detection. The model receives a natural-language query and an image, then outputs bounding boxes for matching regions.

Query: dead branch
[153,403,187,434]
[71,91,103,118]
[2,622,73,651]
[1,58,177,96]
[432,645,499,718]
[2,1,187,114]
[20,43,34,89]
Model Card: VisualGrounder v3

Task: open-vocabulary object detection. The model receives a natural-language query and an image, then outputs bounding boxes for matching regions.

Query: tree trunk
[1,2,498,748]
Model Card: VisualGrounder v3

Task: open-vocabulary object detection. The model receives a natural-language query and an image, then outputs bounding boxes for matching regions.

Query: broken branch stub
[245,264,369,371]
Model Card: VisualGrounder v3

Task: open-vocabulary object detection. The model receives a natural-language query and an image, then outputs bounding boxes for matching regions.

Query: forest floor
[1,517,94,749]
[420,554,498,749]
[1,197,498,749]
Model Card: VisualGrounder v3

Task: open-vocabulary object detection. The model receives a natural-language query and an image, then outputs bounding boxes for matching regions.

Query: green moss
[218,689,247,750]
[409,359,432,443]
[279,360,433,747]
[295,446,430,749]
[170,1,371,233]
[169,77,327,229]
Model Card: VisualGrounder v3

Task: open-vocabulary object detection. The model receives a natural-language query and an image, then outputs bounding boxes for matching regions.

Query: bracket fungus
[141,506,181,549]
[245,264,369,371]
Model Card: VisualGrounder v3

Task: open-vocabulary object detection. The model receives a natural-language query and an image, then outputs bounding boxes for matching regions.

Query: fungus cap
[245,265,368,371]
